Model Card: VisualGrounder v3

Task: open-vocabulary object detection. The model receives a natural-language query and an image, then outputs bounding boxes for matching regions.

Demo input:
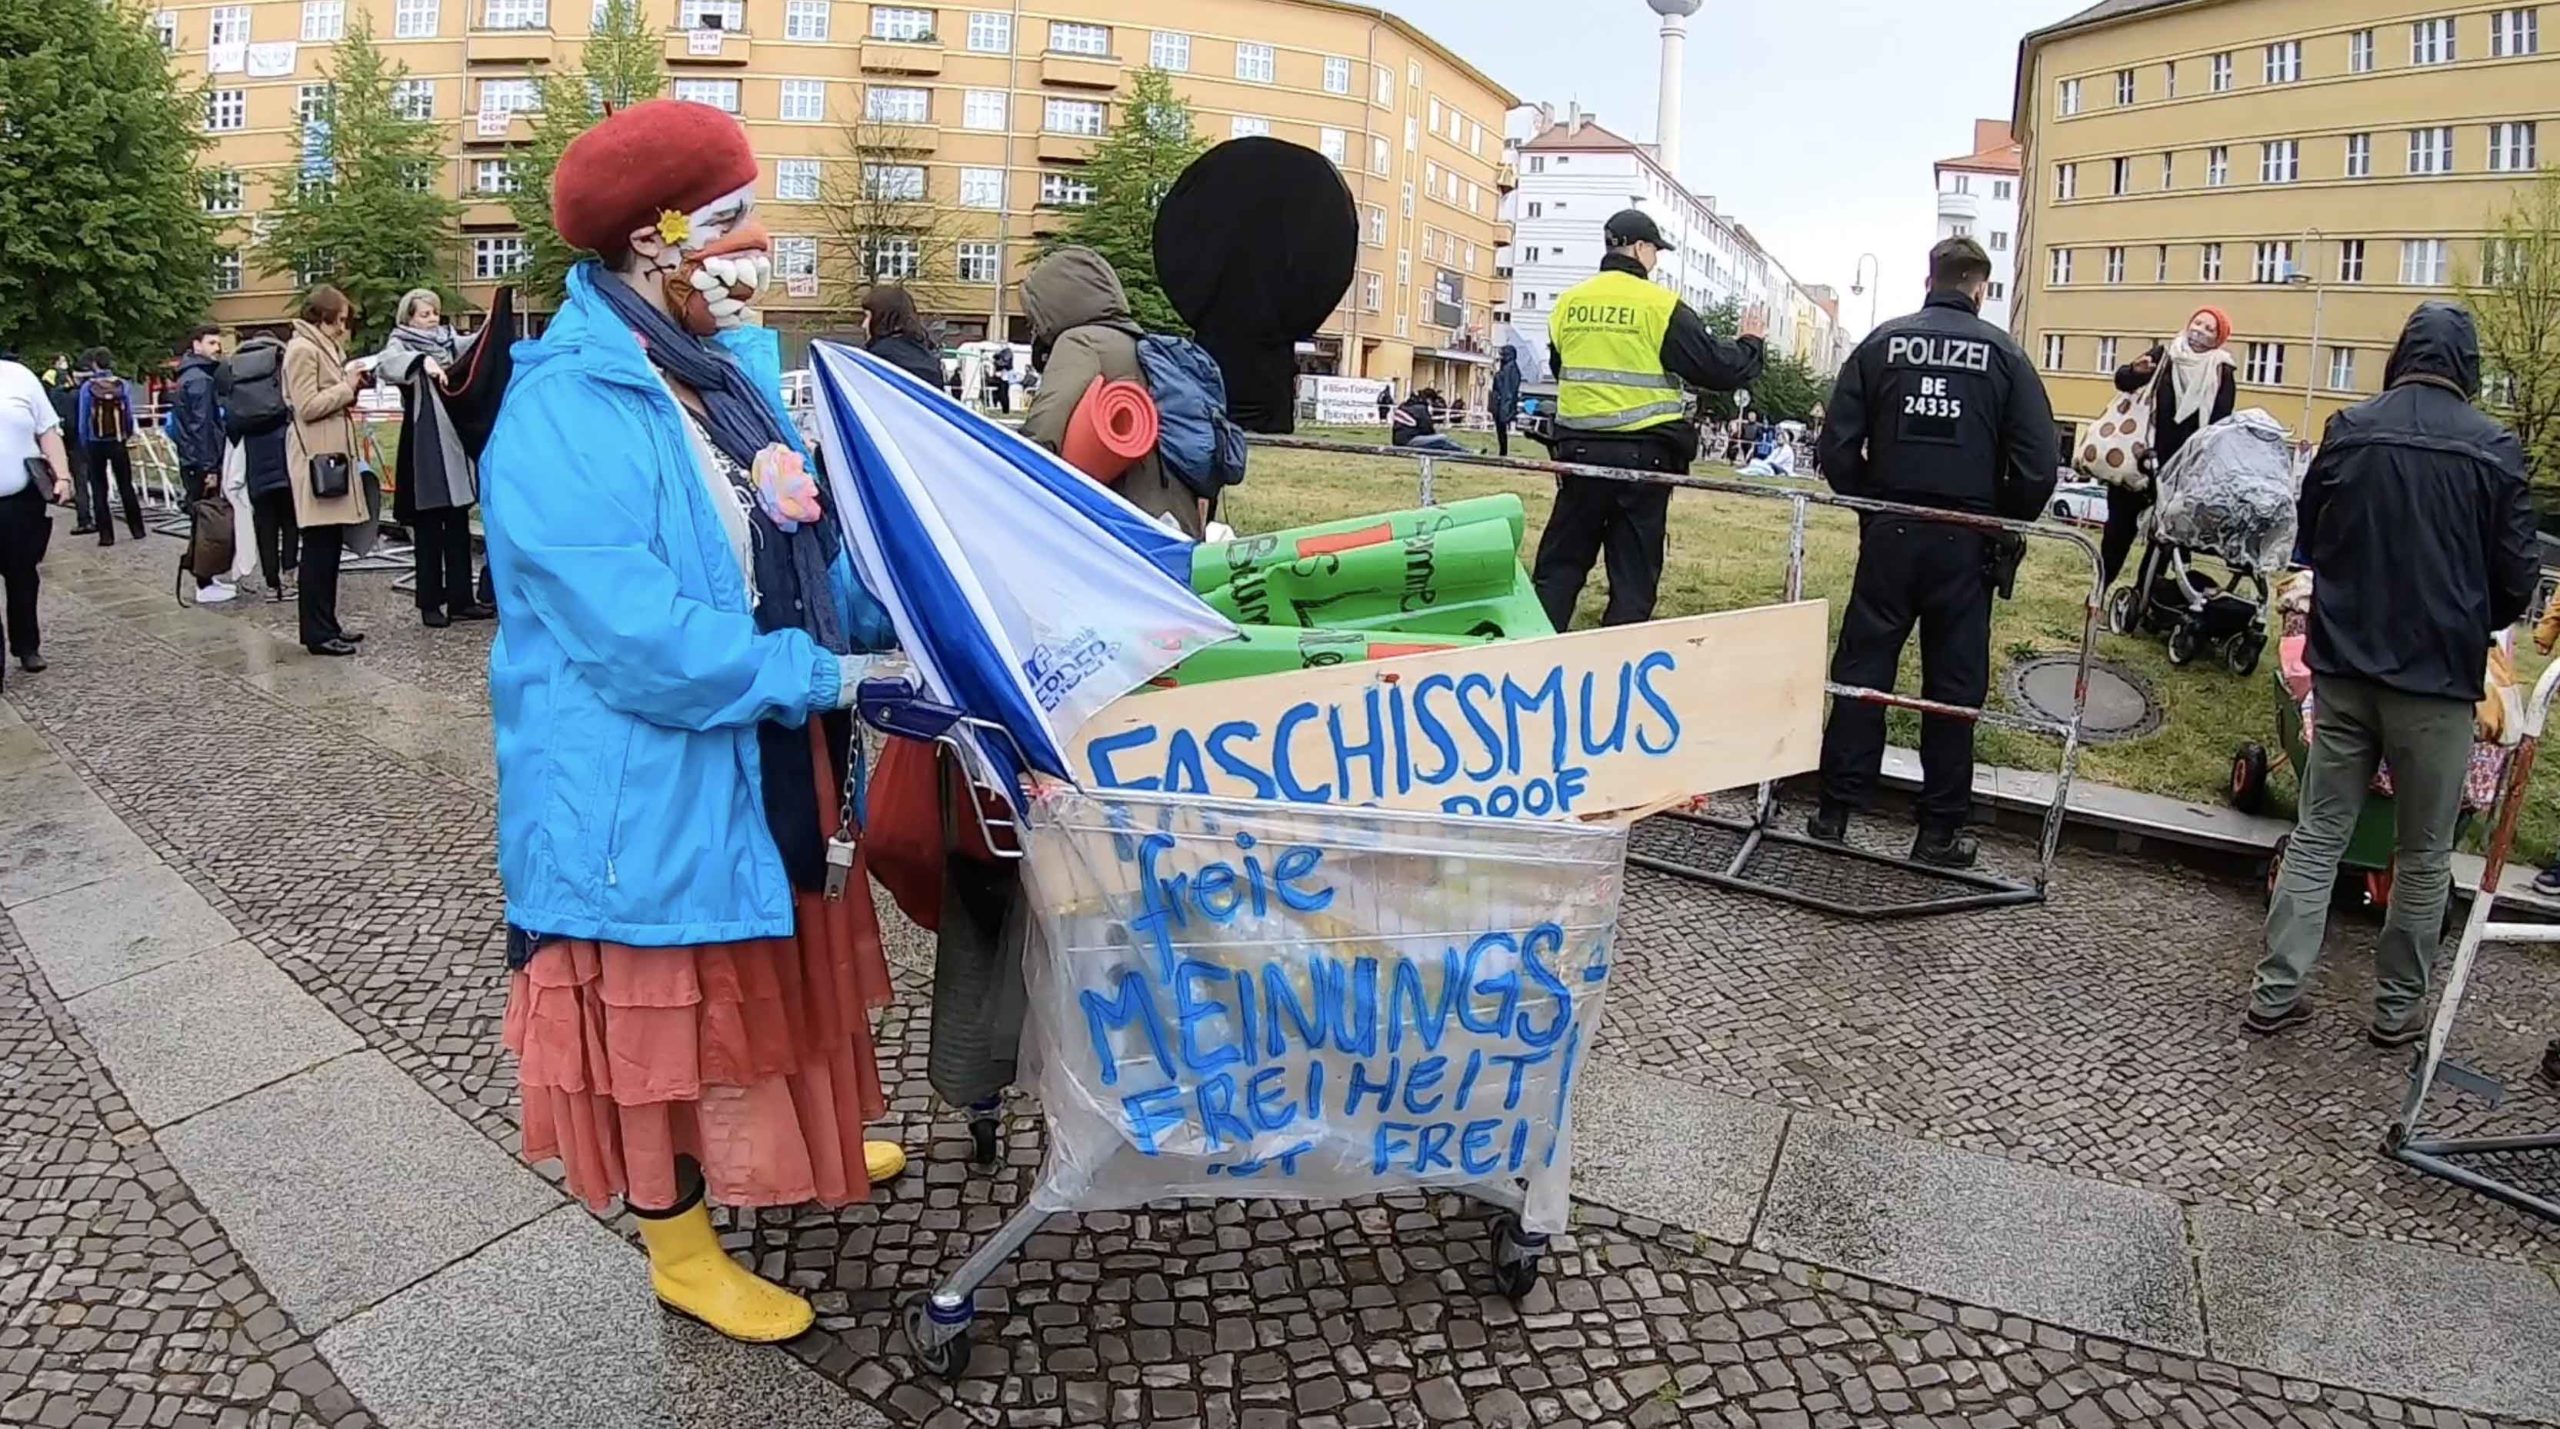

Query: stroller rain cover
[2152,408,2298,573]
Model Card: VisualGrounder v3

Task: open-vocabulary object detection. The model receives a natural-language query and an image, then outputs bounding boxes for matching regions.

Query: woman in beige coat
[283,285,374,655]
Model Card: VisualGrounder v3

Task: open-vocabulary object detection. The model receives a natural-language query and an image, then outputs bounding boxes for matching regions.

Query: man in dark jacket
[2250,302,2539,1045]
[1490,346,1523,457]
[1391,388,1467,453]
[42,356,95,534]
[1810,237,2058,869]
[172,326,225,489]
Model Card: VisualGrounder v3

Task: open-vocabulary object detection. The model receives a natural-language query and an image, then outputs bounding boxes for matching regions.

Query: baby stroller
[2103,410,2296,677]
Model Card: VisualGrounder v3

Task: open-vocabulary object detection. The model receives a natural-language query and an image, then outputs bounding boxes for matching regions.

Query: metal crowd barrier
[1241,434,2107,918]
[2386,656,2560,1224]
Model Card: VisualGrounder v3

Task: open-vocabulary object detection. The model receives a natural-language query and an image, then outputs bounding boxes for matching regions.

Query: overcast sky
[1383,0,2089,332]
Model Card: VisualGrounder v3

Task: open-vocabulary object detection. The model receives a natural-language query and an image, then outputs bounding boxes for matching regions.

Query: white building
[1932,119,2023,334]
[1495,105,1796,379]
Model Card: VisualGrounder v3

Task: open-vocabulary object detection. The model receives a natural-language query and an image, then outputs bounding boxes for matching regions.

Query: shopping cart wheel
[903,1293,974,1382]
[2105,586,2138,636]
[2167,624,2201,666]
[1486,1213,1547,1301]
[2230,742,2270,815]
[967,1097,1002,1167]
[2224,637,2262,678]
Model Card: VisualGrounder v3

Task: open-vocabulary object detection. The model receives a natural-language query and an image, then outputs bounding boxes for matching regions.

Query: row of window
[2056,121,2541,198]
[2039,333,2361,392]
[199,0,1391,99]
[2056,9,2541,113]
[1938,173,2017,202]
[209,230,1023,294]
[2046,237,2487,288]
[203,150,1114,212]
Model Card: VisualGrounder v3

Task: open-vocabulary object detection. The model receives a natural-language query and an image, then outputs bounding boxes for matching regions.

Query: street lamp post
[2284,226,2325,444]
[1849,252,1880,334]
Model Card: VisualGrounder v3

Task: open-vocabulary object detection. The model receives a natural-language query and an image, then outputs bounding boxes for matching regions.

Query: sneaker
[2367,1021,2426,1049]
[69,524,95,536]
[1911,827,1980,870]
[268,585,289,603]
[2243,1000,2313,1036]
[2532,867,2560,898]
[307,638,359,657]
[195,580,237,606]
[454,602,497,622]
[1805,804,1849,844]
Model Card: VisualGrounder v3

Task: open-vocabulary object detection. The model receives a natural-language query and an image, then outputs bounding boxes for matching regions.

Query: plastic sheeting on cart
[1017,784,1627,1234]
[2153,408,2299,573]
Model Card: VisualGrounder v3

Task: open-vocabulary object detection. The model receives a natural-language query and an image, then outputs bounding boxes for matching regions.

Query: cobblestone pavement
[6,536,2552,1428]
[0,919,375,1429]
[1620,815,2560,1268]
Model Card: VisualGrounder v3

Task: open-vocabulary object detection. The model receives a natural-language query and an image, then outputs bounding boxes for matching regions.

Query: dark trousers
[1817,517,1994,831]
[82,442,143,541]
[410,508,476,615]
[0,484,48,674]
[2100,483,2153,587]
[64,440,93,528]
[1494,418,1513,457]
[1531,472,1674,632]
[251,489,300,593]
[299,523,345,649]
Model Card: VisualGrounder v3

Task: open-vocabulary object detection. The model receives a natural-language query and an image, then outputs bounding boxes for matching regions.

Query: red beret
[553,99,760,255]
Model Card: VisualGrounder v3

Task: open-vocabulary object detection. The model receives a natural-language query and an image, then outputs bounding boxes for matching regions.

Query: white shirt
[0,359,62,498]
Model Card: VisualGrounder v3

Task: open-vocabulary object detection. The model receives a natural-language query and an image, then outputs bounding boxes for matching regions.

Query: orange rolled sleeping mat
[1061,377,1160,484]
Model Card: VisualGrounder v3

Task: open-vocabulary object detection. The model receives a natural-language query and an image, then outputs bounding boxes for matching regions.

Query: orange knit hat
[2191,306,2235,349]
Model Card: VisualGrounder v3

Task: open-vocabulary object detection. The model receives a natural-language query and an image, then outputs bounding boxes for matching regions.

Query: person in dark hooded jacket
[1019,247,1202,537]
[2250,302,2539,1046]
[1490,346,1523,457]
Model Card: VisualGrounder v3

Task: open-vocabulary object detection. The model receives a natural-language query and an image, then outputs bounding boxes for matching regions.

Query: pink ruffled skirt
[502,728,895,1212]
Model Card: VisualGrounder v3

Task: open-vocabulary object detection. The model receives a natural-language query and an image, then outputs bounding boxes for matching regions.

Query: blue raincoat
[481,263,895,946]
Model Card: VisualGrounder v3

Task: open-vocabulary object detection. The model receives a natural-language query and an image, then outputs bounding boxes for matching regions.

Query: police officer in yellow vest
[1532,209,1766,630]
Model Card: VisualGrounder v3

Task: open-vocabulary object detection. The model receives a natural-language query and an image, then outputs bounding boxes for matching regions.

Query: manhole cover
[2005,655,2161,743]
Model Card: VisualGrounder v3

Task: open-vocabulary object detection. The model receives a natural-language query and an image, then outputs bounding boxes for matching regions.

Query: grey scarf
[374,325,474,509]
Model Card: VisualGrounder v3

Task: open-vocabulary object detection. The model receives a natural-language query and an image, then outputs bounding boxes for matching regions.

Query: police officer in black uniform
[1808,238,2058,869]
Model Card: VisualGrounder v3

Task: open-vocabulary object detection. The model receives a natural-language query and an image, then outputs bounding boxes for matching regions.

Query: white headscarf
[2164,309,2235,426]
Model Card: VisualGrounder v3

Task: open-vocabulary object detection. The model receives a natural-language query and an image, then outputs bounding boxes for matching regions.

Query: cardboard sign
[1019,785,1626,1232]
[1070,601,1829,821]
[687,26,725,52]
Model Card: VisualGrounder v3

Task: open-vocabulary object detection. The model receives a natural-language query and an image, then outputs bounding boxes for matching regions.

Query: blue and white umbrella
[807,340,1235,801]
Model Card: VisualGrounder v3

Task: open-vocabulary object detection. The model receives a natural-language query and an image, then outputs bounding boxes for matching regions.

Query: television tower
[1648,0,1703,178]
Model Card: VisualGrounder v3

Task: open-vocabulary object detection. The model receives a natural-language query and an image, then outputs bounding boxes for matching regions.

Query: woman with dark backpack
[220,333,298,599]
[2103,306,2237,587]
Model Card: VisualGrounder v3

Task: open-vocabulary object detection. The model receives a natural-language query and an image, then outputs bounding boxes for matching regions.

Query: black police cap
[1603,208,1675,252]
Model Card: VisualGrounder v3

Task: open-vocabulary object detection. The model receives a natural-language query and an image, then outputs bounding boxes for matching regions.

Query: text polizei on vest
[1884,334,1992,374]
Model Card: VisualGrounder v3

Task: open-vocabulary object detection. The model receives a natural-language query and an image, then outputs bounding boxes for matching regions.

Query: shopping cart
[852,678,1629,1382]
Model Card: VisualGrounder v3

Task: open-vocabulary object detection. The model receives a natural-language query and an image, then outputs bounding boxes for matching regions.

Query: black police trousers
[1530,436,1686,632]
[1817,516,1994,831]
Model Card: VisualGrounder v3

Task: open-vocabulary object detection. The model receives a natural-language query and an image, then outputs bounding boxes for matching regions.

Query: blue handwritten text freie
[1082,652,1683,817]
[1076,830,1604,1182]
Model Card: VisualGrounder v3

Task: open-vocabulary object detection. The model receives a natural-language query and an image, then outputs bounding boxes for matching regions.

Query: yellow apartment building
[2013,0,2558,438]
[169,0,1515,389]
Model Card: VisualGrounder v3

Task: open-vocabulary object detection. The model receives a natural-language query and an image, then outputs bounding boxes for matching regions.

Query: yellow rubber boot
[864,1140,910,1184]
[634,1202,813,1344]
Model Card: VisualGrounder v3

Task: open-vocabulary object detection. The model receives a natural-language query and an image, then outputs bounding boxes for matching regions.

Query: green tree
[1750,353,1831,425]
[2460,165,2560,487]
[0,0,217,365]
[1693,298,1745,423]
[254,12,460,346]
[507,0,663,305]
[1048,67,1205,331]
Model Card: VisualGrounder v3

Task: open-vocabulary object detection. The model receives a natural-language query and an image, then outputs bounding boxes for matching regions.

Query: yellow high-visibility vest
[1551,269,1683,434]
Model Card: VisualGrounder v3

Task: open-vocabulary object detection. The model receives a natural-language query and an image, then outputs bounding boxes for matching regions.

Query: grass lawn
[1228,425,2560,865]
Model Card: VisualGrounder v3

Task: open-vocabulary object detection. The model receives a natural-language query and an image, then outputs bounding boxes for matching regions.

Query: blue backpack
[1135,334,1248,499]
